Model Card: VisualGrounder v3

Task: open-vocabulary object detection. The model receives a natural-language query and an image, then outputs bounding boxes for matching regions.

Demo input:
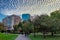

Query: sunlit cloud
[0,0,60,16]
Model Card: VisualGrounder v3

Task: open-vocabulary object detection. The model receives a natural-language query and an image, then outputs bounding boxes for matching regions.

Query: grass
[0,33,18,40]
[29,33,60,40]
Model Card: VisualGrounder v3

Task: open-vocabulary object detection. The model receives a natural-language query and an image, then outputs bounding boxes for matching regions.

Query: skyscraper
[22,14,30,21]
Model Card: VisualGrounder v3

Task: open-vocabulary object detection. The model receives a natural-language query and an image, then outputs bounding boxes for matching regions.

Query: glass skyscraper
[22,14,30,21]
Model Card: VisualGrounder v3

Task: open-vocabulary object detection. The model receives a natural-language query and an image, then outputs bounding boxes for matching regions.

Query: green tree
[39,15,50,38]
[50,10,60,36]
[0,23,4,32]
[51,10,60,19]
[0,23,4,30]
[33,15,50,38]
[32,15,40,37]
[22,21,33,36]
[33,14,58,37]
[40,15,60,36]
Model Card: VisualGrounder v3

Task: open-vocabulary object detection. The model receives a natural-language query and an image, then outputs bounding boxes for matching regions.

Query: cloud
[0,0,60,16]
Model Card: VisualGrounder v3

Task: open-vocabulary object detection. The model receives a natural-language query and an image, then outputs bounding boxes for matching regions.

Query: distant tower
[22,14,30,21]
[30,16,35,21]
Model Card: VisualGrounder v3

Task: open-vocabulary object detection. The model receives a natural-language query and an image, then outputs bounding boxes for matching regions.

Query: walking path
[15,34,31,40]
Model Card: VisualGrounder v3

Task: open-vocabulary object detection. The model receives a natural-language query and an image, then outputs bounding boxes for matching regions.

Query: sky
[0,0,60,22]
[0,13,6,22]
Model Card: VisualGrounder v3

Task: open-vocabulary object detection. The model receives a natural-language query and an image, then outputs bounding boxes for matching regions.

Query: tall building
[3,15,21,30]
[22,14,30,21]
[30,16,35,21]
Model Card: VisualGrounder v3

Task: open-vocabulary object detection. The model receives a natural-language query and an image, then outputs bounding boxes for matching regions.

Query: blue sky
[0,13,7,22]
[0,0,60,22]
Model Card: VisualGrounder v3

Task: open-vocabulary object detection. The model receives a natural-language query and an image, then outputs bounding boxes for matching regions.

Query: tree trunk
[34,31,36,37]
[43,32,46,38]
[34,26,36,37]
[51,32,54,36]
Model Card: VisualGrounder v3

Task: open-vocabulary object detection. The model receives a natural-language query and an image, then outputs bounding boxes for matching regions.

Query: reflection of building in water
[3,15,21,30]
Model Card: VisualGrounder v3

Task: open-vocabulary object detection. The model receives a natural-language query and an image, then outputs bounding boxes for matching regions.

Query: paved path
[15,34,31,40]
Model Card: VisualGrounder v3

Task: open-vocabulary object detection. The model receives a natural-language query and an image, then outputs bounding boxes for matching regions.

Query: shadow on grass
[34,34,60,37]
[29,34,60,40]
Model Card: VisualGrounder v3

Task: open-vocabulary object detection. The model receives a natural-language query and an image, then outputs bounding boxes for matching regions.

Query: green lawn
[0,33,18,40]
[29,34,60,40]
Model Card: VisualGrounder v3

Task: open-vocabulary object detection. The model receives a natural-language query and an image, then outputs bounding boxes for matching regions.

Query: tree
[32,15,40,37]
[33,14,59,37]
[33,15,50,38]
[51,10,60,19]
[39,15,50,38]
[22,21,33,36]
[0,23,4,32]
[40,15,60,36]
[13,25,18,31]
[13,22,23,33]
[50,10,60,36]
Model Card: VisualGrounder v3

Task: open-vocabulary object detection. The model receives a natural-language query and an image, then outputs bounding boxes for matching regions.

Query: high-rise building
[22,14,30,21]
[3,15,21,30]
[30,16,35,21]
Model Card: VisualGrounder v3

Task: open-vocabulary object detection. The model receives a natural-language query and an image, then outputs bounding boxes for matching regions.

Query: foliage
[22,21,34,33]
[0,23,4,31]
[51,10,60,19]
[13,25,18,31]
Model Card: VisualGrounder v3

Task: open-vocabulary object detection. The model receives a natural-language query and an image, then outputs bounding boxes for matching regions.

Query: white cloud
[0,0,60,16]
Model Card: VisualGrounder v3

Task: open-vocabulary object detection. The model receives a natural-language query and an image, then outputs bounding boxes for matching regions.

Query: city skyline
[0,14,31,22]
